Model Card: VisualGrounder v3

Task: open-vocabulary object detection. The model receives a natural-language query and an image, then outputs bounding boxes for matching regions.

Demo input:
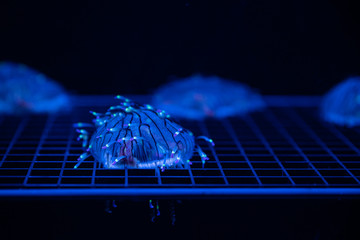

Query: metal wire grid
[0,96,360,190]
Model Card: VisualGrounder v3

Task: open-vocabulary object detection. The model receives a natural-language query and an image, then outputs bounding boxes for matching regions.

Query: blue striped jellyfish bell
[73,96,215,171]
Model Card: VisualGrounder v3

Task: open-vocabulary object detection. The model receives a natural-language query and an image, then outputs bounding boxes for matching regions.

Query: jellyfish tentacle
[74,152,91,169]
[197,136,215,146]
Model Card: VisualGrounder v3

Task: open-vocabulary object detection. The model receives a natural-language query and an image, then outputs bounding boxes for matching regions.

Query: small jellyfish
[0,61,70,114]
[73,96,214,170]
[321,77,360,127]
[152,74,265,119]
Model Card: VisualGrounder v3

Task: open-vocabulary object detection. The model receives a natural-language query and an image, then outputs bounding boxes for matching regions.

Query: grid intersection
[1,96,360,195]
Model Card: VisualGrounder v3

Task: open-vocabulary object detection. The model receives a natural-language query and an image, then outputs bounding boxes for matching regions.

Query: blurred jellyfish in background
[152,74,265,120]
[0,61,70,114]
[321,77,360,127]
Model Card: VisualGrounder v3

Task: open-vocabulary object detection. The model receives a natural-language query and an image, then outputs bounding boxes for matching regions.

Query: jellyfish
[0,61,70,114]
[151,74,265,119]
[73,96,214,170]
[321,77,360,127]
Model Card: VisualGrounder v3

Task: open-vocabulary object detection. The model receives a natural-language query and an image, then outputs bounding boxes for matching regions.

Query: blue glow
[1,188,360,198]
[152,74,265,119]
[0,61,70,114]
[321,77,360,127]
[74,96,214,169]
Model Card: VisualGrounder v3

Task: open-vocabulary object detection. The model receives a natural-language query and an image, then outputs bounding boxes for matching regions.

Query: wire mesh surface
[1,95,360,198]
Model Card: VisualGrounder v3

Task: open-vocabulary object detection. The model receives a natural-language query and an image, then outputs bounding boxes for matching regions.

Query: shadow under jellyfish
[73,96,214,171]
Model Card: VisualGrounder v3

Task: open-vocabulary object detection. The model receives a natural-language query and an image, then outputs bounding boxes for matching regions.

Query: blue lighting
[152,74,265,119]
[74,96,214,169]
[1,188,360,198]
[321,77,360,127]
[0,61,70,114]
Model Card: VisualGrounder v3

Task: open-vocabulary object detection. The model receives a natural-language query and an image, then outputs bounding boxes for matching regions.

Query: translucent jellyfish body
[0,62,70,114]
[152,74,265,119]
[74,96,214,170]
[321,77,360,127]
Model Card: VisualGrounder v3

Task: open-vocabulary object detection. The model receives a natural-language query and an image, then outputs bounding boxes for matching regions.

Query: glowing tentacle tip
[156,109,166,118]
[74,152,89,168]
[125,107,134,112]
[107,128,119,132]
[73,122,93,128]
[161,164,166,172]
[89,111,102,117]
[76,129,88,134]
[112,156,126,165]
[108,106,120,110]
[145,104,153,110]
[173,128,183,137]
[82,139,88,148]
[197,136,215,146]
[149,200,154,208]
[78,152,90,160]
[115,95,130,102]
[156,205,160,216]
[170,146,178,158]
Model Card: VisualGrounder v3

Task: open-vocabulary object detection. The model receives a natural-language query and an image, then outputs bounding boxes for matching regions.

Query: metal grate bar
[325,123,360,155]
[290,109,360,184]
[24,115,56,185]
[222,119,262,185]
[57,118,76,185]
[187,163,196,185]
[0,118,28,168]
[265,109,329,185]
[2,188,360,199]
[91,158,97,186]
[244,114,295,185]
[198,121,229,185]
[125,167,128,186]
[1,96,360,196]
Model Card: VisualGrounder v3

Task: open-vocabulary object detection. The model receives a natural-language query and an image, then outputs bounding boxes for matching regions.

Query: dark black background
[1,0,360,95]
[1,1,360,239]
[1,199,359,240]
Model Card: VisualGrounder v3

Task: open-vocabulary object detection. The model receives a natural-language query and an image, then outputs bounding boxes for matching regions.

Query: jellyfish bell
[0,61,71,115]
[321,77,360,127]
[73,96,215,171]
[152,74,265,119]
